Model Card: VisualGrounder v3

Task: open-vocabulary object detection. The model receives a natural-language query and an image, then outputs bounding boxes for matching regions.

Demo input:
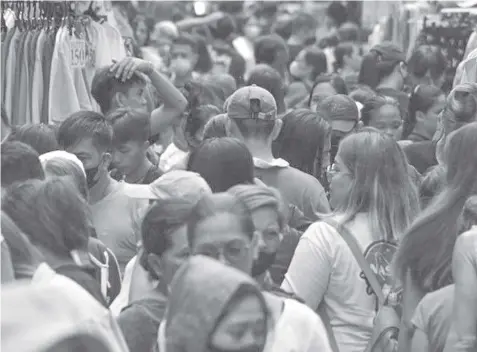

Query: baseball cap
[317,94,359,133]
[39,150,86,177]
[226,85,277,121]
[123,170,212,201]
[372,42,406,63]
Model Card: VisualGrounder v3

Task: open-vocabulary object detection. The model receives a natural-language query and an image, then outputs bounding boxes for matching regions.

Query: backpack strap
[321,218,385,305]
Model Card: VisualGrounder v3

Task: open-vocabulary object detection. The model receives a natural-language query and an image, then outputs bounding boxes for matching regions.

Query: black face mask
[85,164,101,189]
[251,250,277,277]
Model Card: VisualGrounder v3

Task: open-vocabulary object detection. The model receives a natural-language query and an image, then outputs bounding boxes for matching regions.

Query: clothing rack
[413,9,477,93]
[1,1,126,126]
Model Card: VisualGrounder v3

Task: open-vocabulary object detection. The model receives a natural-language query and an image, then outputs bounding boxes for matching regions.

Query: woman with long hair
[282,129,420,352]
[443,196,477,352]
[394,122,477,352]
[2,177,106,305]
[273,109,331,184]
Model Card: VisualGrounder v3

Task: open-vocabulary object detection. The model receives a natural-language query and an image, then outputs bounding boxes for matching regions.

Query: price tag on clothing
[70,39,88,68]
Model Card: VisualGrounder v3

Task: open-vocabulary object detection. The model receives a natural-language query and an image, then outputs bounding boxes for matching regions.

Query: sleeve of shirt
[281,222,334,310]
[304,180,331,220]
[411,297,428,334]
[444,230,477,352]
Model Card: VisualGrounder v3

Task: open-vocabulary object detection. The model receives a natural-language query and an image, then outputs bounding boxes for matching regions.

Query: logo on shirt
[359,240,401,310]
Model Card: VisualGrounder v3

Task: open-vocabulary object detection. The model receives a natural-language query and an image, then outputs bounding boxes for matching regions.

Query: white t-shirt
[270,297,334,352]
[282,215,392,352]
[159,142,190,173]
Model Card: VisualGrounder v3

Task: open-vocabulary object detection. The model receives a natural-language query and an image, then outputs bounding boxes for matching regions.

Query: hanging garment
[5,29,23,123]
[13,31,31,125]
[27,30,42,122]
[48,19,126,123]
[32,30,47,124]
[1,27,16,108]
[41,30,57,123]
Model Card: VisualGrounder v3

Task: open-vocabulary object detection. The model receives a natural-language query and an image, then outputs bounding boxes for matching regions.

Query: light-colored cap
[123,170,212,201]
[39,150,86,177]
[226,85,277,121]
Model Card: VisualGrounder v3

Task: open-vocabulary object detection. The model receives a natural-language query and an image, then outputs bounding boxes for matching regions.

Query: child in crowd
[107,108,162,184]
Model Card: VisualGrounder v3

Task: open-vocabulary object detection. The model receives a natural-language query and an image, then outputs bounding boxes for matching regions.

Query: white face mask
[244,25,261,39]
[290,61,304,79]
[170,58,193,77]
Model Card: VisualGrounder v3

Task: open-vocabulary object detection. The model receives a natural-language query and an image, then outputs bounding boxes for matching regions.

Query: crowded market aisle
[1,1,477,352]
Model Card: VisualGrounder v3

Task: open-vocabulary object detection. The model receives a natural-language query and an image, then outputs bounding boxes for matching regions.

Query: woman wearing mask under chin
[286,46,328,109]
[157,256,271,352]
[169,34,212,89]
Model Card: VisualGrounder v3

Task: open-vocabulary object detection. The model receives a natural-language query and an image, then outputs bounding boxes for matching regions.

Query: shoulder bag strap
[321,218,385,305]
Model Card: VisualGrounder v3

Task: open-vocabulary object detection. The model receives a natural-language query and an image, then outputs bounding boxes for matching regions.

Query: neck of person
[410,122,433,142]
[124,157,153,184]
[244,139,275,163]
[173,72,193,88]
[89,172,115,205]
[377,75,402,91]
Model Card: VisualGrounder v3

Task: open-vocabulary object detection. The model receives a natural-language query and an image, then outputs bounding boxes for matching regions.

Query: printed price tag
[70,39,88,68]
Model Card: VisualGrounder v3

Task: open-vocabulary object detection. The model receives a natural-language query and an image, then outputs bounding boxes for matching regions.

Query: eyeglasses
[326,163,339,182]
[196,240,251,262]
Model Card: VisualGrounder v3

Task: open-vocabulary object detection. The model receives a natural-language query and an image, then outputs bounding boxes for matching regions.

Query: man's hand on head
[110,57,154,82]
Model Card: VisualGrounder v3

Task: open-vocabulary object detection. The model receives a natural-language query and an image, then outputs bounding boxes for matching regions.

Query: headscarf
[39,150,86,177]
[160,256,269,352]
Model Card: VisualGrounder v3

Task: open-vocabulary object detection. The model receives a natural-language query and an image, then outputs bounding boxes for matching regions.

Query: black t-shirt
[403,141,437,175]
[118,296,168,352]
[55,264,107,307]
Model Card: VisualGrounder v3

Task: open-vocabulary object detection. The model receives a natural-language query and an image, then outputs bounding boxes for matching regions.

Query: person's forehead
[65,138,100,156]
[375,104,401,119]
[194,213,250,245]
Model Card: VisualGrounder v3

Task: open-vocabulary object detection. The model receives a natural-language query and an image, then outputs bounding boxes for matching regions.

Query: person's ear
[416,110,426,122]
[113,92,126,108]
[271,119,283,141]
[226,118,244,140]
[142,140,150,151]
[101,152,113,171]
[147,253,164,281]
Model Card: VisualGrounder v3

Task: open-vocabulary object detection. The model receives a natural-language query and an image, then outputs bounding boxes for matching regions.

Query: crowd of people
[1,1,477,352]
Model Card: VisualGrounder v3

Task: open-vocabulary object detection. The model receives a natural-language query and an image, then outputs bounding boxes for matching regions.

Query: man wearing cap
[115,171,212,352]
[226,85,330,220]
[370,42,410,120]
[111,171,212,316]
[317,94,360,166]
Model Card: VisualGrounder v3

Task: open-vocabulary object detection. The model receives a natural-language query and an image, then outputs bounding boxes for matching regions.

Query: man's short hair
[1,141,45,188]
[91,66,147,115]
[106,108,151,145]
[57,111,113,152]
[254,34,288,66]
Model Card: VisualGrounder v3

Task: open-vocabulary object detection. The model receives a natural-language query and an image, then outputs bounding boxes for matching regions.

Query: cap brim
[123,183,166,200]
[458,0,477,8]
[331,120,356,133]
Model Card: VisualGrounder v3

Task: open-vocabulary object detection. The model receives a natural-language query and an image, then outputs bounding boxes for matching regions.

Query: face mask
[289,61,303,79]
[244,25,261,39]
[170,58,193,77]
[85,164,101,189]
[251,250,277,277]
